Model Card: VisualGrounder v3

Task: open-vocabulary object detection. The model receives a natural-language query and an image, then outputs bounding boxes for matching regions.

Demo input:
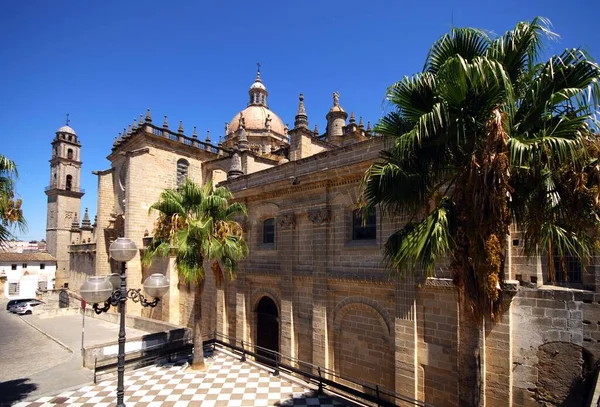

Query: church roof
[57,125,77,136]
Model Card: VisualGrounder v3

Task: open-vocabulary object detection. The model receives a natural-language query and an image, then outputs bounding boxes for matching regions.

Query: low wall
[83,326,191,368]
[35,292,192,368]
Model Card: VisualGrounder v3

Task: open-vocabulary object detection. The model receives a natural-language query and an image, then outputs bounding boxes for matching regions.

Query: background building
[0,252,57,299]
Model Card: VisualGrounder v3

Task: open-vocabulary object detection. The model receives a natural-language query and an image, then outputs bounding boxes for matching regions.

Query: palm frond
[425,27,491,74]
[384,198,456,274]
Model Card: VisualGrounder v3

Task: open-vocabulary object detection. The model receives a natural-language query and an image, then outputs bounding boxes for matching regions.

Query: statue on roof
[333,92,340,106]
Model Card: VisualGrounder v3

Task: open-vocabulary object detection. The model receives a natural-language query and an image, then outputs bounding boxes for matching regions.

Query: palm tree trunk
[458,288,482,407]
[190,281,206,370]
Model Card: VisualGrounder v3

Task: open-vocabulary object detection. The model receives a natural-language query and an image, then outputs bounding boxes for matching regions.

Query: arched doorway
[256,296,279,364]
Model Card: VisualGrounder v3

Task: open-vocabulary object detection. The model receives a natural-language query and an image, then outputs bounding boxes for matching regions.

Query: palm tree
[0,154,26,246]
[142,178,248,369]
[362,17,600,406]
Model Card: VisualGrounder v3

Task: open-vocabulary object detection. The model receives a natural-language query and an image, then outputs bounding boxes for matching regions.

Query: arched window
[66,175,72,191]
[177,159,189,187]
[67,148,73,159]
[263,218,275,244]
[352,207,376,240]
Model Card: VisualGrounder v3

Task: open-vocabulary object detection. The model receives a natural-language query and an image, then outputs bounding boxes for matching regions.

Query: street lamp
[79,237,169,407]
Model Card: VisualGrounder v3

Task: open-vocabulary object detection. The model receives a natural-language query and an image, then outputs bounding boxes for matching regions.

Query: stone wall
[511,288,598,406]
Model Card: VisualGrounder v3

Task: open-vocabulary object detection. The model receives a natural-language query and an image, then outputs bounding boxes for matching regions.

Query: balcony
[45,186,85,193]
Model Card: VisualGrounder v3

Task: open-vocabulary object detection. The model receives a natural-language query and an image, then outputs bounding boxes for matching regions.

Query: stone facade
[50,72,600,406]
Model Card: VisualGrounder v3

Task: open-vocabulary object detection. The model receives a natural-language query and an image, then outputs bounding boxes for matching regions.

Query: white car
[14,300,44,315]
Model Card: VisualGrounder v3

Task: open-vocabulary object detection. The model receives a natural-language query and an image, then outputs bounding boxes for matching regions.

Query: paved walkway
[25,312,149,351]
[13,351,352,407]
[0,301,151,406]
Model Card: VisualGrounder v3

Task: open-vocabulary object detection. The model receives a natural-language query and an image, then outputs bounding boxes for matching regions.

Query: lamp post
[80,237,169,407]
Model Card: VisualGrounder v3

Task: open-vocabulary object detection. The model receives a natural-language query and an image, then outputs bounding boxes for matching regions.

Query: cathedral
[46,70,600,407]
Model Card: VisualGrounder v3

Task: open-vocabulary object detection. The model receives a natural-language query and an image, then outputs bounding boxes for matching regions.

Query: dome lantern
[248,63,268,107]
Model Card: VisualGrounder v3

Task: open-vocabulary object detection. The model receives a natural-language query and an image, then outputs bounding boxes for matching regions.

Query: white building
[0,240,47,253]
[0,252,57,299]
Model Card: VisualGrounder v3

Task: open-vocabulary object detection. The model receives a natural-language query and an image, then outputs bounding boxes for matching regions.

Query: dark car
[6,298,36,311]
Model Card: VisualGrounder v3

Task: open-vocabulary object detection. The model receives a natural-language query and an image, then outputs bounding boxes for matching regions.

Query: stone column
[278,213,296,362]
[484,297,513,407]
[309,208,330,370]
[93,169,114,277]
[395,273,418,399]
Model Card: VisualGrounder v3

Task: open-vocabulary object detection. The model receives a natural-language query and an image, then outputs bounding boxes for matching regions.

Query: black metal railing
[207,332,435,407]
[92,330,435,407]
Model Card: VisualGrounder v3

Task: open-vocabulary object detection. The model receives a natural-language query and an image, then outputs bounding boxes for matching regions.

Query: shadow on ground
[275,389,354,406]
[0,378,38,407]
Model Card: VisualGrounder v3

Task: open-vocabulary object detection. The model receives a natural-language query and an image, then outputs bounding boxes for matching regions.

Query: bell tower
[45,115,84,288]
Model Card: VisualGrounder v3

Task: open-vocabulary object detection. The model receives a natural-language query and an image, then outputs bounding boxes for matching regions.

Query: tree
[0,154,26,246]
[142,178,248,369]
[362,17,600,406]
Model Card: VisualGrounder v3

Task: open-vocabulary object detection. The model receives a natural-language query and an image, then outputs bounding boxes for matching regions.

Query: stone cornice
[423,277,455,289]
[327,272,394,285]
[241,175,363,203]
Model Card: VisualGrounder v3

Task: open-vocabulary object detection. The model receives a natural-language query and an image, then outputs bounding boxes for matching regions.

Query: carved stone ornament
[277,214,296,229]
[307,208,329,224]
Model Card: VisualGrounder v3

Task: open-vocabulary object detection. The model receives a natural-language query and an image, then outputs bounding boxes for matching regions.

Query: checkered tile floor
[13,351,350,406]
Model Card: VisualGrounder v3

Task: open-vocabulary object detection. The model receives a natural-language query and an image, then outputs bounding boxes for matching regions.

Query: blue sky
[1,0,598,240]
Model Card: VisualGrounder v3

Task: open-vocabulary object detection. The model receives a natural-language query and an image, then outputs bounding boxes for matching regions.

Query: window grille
[177,159,189,187]
[352,208,376,240]
[8,282,19,296]
[263,218,275,244]
[552,252,583,283]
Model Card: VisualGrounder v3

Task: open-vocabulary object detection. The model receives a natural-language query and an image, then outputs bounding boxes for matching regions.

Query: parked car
[6,298,36,311]
[13,300,45,315]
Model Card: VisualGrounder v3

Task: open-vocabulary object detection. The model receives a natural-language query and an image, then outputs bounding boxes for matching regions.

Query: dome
[227,105,286,136]
[57,125,77,136]
[250,81,267,91]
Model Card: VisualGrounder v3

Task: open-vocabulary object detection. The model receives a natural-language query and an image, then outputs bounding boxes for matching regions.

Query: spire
[145,108,152,123]
[358,116,364,129]
[227,152,244,180]
[127,124,132,136]
[206,130,211,143]
[313,124,319,137]
[294,93,309,129]
[163,115,169,129]
[349,112,356,124]
[139,114,144,127]
[81,208,92,229]
[71,212,80,230]
[178,121,184,134]
[132,118,138,130]
[218,135,223,146]
[122,128,127,138]
[366,121,372,135]
[238,124,248,151]
[192,126,198,139]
